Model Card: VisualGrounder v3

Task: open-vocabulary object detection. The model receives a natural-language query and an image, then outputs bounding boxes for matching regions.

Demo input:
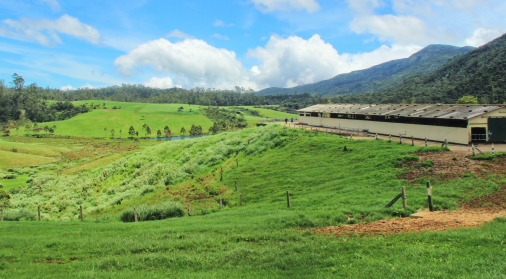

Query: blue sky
[0,0,505,91]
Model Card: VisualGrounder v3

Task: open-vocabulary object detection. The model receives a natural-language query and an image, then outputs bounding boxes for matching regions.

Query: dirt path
[313,207,506,237]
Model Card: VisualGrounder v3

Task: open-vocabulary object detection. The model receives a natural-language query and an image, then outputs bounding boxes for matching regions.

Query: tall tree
[128,126,136,139]
[180,127,186,136]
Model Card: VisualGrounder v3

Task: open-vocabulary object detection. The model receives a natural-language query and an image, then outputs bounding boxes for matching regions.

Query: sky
[0,0,505,91]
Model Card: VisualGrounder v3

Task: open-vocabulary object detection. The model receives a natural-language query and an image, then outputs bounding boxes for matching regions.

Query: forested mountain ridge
[256,44,474,96]
[337,33,506,104]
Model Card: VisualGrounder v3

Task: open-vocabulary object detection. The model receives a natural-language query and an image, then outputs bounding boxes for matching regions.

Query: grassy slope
[1,127,505,277]
[38,101,214,138]
[229,106,297,127]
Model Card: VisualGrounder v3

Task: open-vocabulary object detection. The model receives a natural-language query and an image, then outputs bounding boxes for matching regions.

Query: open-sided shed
[297,104,506,145]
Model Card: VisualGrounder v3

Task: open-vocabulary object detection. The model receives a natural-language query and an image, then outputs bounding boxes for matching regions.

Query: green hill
[257,45,474,96]
[340,33,506,104]
[1,126,505,277]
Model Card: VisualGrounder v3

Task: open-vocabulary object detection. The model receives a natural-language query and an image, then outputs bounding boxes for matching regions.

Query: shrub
[3,209,37,221]
[3,174,16,179]
[0,183,3,188]
[119,201,184,222]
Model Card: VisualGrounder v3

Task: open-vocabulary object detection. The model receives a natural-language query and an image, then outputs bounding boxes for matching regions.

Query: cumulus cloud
[114,38,253,89]
[60,85,74,90]
[143,77,181,89]
[214,20,234,27]
[251,0,320,13]
[465,28,505,47]
[166,29,194,39]
[79,83,95,89]
[211,33,229,40]
[41,0,61,12]
[350,14,429,45]
[0,14,100,47]
[248,34,421,88]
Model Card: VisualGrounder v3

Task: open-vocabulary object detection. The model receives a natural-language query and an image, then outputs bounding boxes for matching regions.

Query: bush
[3,209,37,221]
[3,174,17,179]
[0,183,3,188]
[119,201,184,222]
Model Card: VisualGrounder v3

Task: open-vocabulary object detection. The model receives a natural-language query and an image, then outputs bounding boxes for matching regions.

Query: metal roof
[297,104,505,120]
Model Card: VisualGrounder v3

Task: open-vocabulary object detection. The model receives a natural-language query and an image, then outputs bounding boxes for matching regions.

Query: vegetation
[119,201,184,222]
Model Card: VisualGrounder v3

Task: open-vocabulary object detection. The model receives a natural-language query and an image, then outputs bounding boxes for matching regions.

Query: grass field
[1,125,505,277]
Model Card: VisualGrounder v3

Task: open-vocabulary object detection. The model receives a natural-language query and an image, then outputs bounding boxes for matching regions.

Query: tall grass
[119,201,184,222]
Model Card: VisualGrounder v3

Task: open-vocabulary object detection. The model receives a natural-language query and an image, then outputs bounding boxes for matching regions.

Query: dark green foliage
[470,151,506,160]
[257,45,473,96]
[2,209,37,221]
[119,202,184,222]
[202,107,248,132]
[189,124,203,136]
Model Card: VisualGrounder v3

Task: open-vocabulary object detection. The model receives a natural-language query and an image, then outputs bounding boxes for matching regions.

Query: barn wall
[468,108,506,141]
[299,115,469,144]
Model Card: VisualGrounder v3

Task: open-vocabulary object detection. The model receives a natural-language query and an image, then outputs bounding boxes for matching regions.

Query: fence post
[38,206,41,222]
[220,167,223,182]
[389,134,391,142]
[286,190,291,208]
[240,193,243,206]
[220,198,223,209]
[350,134,353,140]
[401,186,407,209]
[425,138,427,147]
[399,135,402,144]
[188,203,191,217]
[235,180,237,191]
[492,143,495,154]
[376,133,378,140]
[412,136,414,146]
[427,181,433,212]
[472,144,476,156]
[1,204,3,222]
[445,139,448,148]
[80,205,83,222]
[134,208,138,222]
[236,159,238,167]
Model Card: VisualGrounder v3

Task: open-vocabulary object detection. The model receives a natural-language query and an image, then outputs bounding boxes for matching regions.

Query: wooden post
[412,136,414,146]
[286,190,291,208]
[401,186,407,209]
[38,206,41,222]
[235,180,237,191]
[80,205,83,222]
[350,134,353,140]
[445,139,448,148]
[425,138,427,147]
[376,133,378,140]
[134,208,138,222]
[472,144,476,156]
[399,135,402,144]
[220,198,223,209]
[188,203,191,217]
[220,167,223,181]
[389,134,391,142]
[1,204,3,222]
[492,143,495,154]
[236,159,238,167]
[240,193,243,206]
[427,181,433,212]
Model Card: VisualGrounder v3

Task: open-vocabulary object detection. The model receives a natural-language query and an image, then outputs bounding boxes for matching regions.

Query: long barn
[297,104,506,145]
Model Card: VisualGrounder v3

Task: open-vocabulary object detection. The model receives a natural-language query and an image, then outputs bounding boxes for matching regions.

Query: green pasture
[227,106,297,126]
[36,101,214,138]
[1,126,505,277]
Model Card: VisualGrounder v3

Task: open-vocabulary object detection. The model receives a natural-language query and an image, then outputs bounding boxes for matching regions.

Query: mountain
[339,33,506,104]
[256,44,474,96]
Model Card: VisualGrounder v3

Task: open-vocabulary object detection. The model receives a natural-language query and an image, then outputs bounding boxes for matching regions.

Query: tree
[11,73,24,92]
[33,123,39,135]
[119,129,122,139]
[52,125,57,129]
[24,124,31,136]
[15,127,19,135]
[104,127,107,138]
[0,189,10,206]
[180,127,186,136]
[3,126,10,137]
[178,106,184,112]
[164,125,171,137]
[128,126,136,139]
[146,126,151,136]
[457,96,479,104]
[110,129,115,138]
[135,131,139,137]
[157,129,162,138]
[49,128,54,135]
[44,125,49,134]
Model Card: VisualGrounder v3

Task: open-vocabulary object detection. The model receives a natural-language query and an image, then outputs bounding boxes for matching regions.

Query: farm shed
[297,104,506,145]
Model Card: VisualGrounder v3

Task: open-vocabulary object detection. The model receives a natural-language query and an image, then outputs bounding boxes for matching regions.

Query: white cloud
[166,29,194,39]
[211,33,229,40]
[465,28,505,47]
[214,20,234,27]
[247,34,421,88]
[251,0,320,13]
[347,0,382,14]
[0,14,100,47]
[350,14,429,45]
[79,83,95,89]
[143,77,181,89]
[60,85,74,90]
[114,38,252,89]
[41,0,61,12]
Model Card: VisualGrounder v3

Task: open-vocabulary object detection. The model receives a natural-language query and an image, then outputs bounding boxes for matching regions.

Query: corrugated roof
[297,104,505,120]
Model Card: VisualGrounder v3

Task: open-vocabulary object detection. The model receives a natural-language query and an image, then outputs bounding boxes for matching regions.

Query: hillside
[340,33,506,104]
[257,45,474,96]
[1,126,506,277]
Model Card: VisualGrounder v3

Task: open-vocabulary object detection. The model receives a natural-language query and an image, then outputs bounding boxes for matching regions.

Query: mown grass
[0,151,56,168]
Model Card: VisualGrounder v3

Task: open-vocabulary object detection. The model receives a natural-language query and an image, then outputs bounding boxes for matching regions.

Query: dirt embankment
[314,152,506,237]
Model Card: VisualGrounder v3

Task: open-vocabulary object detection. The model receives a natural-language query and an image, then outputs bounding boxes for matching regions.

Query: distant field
[228,106,297,126]
[37,101,213,138]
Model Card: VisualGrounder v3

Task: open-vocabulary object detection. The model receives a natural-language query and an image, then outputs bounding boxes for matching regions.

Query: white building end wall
[299,116,469,144]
